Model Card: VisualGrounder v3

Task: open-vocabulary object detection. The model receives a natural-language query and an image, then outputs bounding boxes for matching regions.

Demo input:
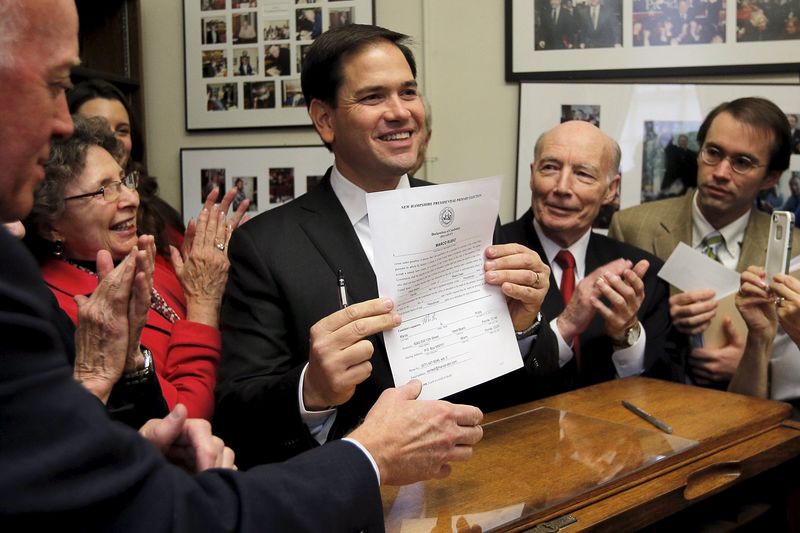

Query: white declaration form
[366,176,523,400]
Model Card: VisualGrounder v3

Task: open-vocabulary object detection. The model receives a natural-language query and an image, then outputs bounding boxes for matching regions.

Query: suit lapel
[297,175,431,302]
[653,191,693,260]
[294,174,430,385]
[585,231,612,273]
[581,234,613,352]
[738,209,769,272]
[296,175,377,306]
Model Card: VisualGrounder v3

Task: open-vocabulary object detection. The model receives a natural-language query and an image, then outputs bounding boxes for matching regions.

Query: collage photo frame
[181,145,334,222]
[185,0,375,129]
[507,1,800,80]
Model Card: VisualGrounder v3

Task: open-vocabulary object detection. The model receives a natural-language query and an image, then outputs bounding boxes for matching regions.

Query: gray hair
[27,115,124,238]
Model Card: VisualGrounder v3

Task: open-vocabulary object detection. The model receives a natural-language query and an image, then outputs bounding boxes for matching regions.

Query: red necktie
[554,250,581,373]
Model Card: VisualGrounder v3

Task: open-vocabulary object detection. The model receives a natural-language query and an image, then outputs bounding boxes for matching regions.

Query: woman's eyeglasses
[64,171,140,202]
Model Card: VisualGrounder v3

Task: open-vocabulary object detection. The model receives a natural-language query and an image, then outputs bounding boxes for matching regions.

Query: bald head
[534,120,620,181]
[529,120,621,247]
[0,0,78,222]
[0,1,28,67]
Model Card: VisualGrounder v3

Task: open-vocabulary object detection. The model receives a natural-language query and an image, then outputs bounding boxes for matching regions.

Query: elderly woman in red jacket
[25,115,245,420]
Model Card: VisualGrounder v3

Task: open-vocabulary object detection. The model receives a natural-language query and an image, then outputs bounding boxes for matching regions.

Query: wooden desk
[381,377,800,532]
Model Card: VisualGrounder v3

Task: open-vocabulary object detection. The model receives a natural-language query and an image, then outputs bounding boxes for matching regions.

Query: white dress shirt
[688,192,800,402]
[298,167,410,445]
[691,190,750,270]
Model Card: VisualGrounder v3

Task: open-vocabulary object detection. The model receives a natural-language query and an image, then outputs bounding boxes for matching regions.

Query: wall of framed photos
[140,0,799,223]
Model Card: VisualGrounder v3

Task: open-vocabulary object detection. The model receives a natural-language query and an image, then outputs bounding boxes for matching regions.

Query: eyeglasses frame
[699,146,767,175]
[63,170,140,203]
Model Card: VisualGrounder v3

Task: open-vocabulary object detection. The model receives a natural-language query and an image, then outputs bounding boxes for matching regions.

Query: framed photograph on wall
[180,145,334,224]
[506,0,800,81]
[515,82,800,227]
[184,0,374,130]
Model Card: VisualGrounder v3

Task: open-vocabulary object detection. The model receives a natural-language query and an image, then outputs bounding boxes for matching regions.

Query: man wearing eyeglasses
[609,96,799,388]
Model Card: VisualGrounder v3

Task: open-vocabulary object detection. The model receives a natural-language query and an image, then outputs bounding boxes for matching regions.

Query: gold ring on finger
[215,242,226,251]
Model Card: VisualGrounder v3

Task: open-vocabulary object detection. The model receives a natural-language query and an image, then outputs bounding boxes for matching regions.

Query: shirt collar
[532,217,592,279]
[691,190,750,256]
[329,165,410,227]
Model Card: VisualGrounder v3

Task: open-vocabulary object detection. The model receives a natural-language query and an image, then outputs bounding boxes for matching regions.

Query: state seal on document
[439,206,455,227]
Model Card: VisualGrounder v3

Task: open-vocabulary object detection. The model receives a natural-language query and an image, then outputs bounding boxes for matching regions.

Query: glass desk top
[382,406,698,532]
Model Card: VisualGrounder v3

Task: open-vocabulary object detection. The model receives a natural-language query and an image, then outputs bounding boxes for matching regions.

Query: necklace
[65,258,180,324]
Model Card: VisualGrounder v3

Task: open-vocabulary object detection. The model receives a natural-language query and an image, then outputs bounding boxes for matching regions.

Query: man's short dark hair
[697,97,791,174]
[300,24,416,110]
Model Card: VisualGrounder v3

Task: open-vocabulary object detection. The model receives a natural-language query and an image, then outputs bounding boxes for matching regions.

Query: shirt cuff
[517,335,535,356]
[298,363,337,445]
[551,317,575,368]
[342,437,381,486]
[611,323,647,377]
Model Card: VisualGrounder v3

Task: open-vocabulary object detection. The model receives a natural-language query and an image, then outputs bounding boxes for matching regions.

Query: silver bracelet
[123,347,154,385]
[515,312,543,340]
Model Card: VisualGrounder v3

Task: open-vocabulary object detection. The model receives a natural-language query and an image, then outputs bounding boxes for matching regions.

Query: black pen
[622,400,673,434]
[337,269,349,308]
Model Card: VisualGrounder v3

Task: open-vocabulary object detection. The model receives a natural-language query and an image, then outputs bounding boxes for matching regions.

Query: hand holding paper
[303,297,401,410]
[668,289,718,335]
[658,242,740,336]
[366,176,524,400]
[483,243,549,332]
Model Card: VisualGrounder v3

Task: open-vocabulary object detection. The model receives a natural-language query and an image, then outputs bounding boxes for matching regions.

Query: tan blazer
[608,189,799,275]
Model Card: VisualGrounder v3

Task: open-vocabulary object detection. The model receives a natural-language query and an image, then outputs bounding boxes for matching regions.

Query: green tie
[701,233,724,262]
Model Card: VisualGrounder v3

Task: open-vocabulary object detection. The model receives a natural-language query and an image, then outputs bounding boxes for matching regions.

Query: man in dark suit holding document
[0,2,487,529]
[216,23,559,469]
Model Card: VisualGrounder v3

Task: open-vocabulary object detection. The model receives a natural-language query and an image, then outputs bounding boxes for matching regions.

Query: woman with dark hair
[67,79,186,258]
[25,115,245,420]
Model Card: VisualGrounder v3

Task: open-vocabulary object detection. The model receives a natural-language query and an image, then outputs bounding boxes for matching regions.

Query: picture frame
[506,0,800,81]
[184,0,374,130]
[180,145,334,224]
[514,82,800,226]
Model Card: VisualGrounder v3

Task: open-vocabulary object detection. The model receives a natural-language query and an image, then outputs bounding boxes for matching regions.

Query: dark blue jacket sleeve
[0,230,383,532]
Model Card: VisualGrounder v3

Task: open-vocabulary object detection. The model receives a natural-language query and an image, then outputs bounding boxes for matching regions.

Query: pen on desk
[337,269,349,308]
[621,400,673,434]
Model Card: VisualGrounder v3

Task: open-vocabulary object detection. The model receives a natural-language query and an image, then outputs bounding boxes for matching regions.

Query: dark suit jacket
[0,227,383,532]
[216,172,558,468]
[537,6,575,49]
[501,210,677,390]
[662,142,698,192]
[578,4,620,48]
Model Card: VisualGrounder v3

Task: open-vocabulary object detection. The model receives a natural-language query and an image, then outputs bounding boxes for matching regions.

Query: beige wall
[141,0,797,224]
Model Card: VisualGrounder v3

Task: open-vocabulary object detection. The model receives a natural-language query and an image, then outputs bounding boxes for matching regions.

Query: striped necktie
[701,232,725,262]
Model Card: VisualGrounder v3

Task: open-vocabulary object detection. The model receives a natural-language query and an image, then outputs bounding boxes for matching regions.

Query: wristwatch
[613,321,641,349]
[516,312,543,341]
[123,347,154,385]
